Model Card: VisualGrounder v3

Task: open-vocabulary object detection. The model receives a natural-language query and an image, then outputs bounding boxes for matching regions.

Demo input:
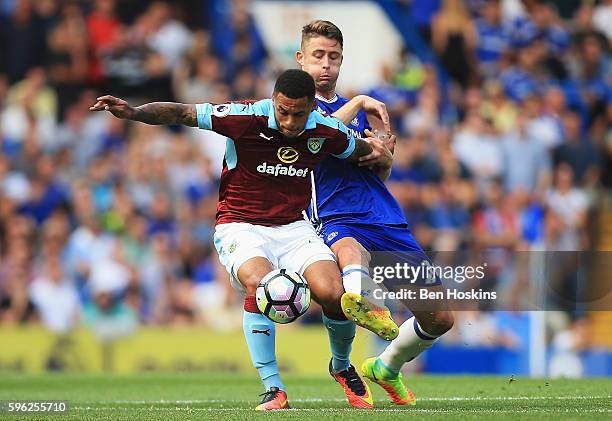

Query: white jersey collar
[316,93,338,103]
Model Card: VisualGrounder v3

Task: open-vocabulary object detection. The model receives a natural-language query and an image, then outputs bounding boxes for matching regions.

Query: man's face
[563,113,581,140]
[272,92,315,138]
[482,1,500,24]
[296,35,343,94]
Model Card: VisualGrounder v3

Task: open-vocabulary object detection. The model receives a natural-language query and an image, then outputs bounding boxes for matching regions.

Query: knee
[316,281,344,307]
[315,283,345,319]
[242,273,263,296]
[333,239,371,267]
[421,312,455,337]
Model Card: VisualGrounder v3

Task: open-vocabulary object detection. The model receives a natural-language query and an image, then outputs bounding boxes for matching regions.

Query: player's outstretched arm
[89,95,197,127]
[332,95,391,135]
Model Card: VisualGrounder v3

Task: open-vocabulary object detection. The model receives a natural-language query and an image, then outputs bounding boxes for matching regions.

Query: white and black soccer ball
[256,269,310,324]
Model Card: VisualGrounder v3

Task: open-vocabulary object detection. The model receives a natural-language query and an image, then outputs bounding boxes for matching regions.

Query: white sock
[342,264,385,307]
[379,316,439,373]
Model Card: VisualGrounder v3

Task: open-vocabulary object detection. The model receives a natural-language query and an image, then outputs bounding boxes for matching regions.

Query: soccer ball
[256,269,311,324]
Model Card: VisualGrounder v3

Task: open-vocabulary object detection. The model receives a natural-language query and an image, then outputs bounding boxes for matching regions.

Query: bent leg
[379,285,454,373]
[331,237,385,307]
[303,259,345,320]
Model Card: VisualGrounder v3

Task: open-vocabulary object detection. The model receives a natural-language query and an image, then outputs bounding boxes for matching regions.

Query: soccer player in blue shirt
[297,20,454,405]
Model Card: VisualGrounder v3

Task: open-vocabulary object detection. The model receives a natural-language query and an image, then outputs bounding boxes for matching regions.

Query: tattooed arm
[89,95,197,127]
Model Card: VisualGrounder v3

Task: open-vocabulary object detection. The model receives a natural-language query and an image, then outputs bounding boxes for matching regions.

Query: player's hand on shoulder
[89,95,135,119]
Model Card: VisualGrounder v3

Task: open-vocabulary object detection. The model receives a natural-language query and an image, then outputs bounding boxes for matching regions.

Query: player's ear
[296,50,304,66]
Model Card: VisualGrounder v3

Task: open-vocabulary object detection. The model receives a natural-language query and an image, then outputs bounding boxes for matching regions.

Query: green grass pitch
[0,373,610,420]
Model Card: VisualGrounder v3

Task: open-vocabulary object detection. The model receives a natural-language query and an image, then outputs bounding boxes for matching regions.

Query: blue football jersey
[309,94,407,225]
[476,18,510,64]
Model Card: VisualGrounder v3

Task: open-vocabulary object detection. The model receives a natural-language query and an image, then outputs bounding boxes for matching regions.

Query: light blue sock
[243,310,285,391]
[322,314,356,373]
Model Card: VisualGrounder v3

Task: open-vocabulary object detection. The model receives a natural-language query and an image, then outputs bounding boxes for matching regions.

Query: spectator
[403,86,440,136]
[2,67,58,149]
[553,110,601,187]
[501,114,551,195]
[0,0,47,83]
[0,237,34,324]
[410,0,441,44]
[422,178,470,251]
[64,212,115,291]
[481,79,518,134]
[475,0,511,78]
[147,190,175,236]
[210,0,267,76]
[367,63,412,134]
[393,46,426,92]
[452,111,504,191]
[82,249,137,342]
[549,318,589,378]
[499,43,539,102]
[0,153,30,205]
[431,0,478,88]
[173,54,222,105]
[98,24,161,99]
[19,154,69,225]
[135,1,192,72]
[29,257,79,333]
[86,0,121,85]
[45,0,87,116]
[525,87,565,150]
[472,179,521,291]
[593,0,612,41]
[545,164,589,251]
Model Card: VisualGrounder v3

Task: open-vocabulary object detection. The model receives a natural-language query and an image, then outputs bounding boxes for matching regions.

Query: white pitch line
[70,407,612,413]
[94,395,611,405]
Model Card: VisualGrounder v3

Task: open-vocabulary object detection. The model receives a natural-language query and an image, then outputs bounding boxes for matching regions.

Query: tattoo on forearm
[133,102,197,127]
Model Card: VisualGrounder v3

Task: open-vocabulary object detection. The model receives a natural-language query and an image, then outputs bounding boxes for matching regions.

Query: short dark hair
[301,20,343,49]
[274,69,315,101]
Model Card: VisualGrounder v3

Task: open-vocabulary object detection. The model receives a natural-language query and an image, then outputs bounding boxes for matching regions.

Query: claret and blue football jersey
[195,99,355,226]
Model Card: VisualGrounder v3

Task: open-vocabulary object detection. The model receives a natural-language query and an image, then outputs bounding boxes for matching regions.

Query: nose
[286,116,298,130]
[321,56,330,70]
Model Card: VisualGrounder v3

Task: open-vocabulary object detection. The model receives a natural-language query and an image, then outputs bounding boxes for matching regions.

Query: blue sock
[322,313,356,373]
[243,298,284,391]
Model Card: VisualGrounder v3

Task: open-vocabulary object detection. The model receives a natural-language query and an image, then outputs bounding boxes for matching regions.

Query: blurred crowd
[0,0,610,363]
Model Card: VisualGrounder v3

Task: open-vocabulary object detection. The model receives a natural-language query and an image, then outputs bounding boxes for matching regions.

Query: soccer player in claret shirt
[90,69,391,410]
[297,20,455,405]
